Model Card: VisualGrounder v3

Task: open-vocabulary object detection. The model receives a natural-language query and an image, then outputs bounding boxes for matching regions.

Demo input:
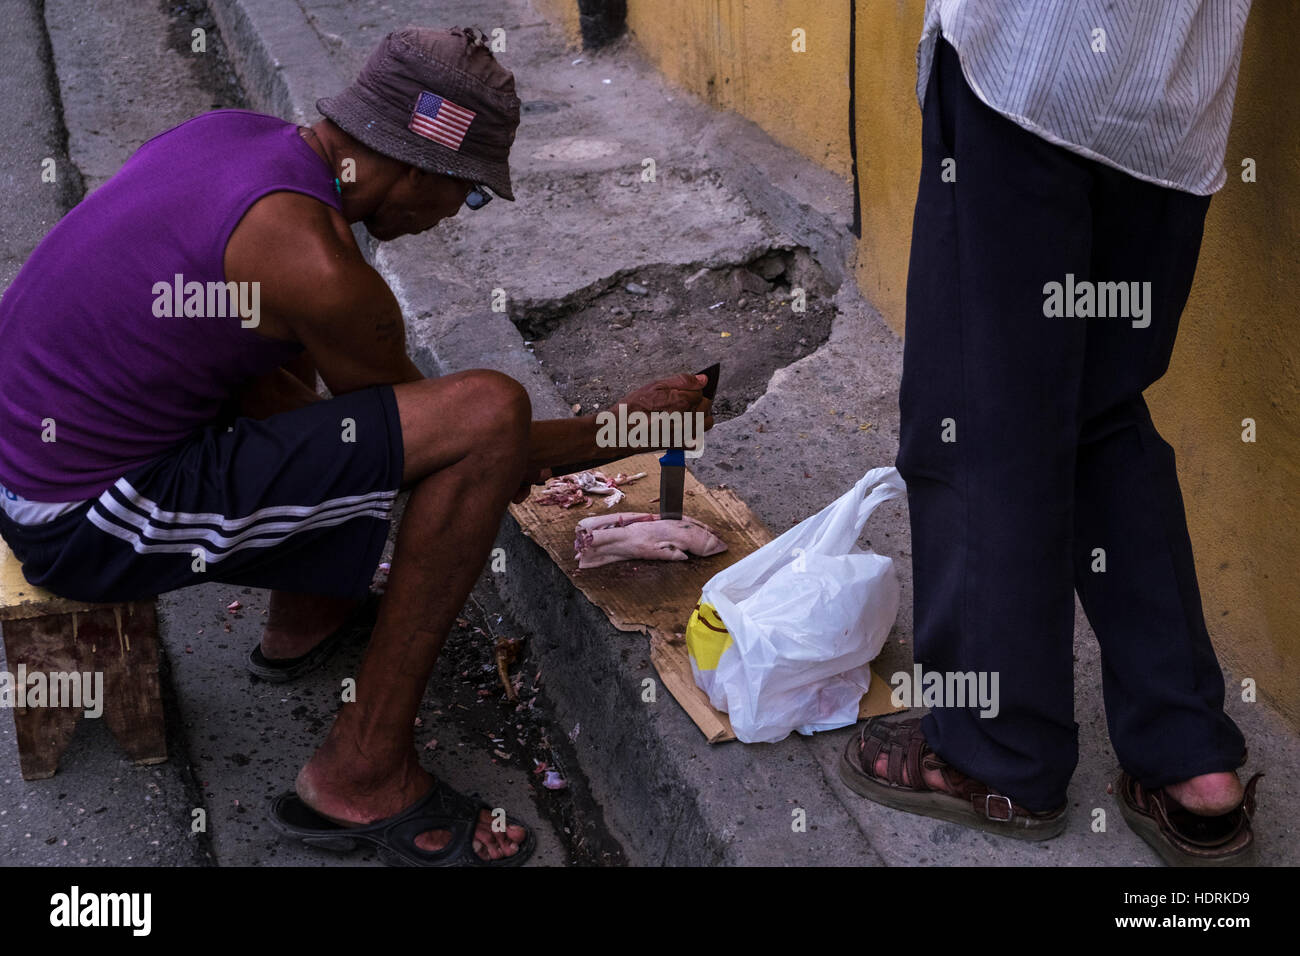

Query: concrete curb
[698,115,856,288]
[207,0,345,125]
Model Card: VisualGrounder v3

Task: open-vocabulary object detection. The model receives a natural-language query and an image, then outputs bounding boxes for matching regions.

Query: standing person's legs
[895,39,1095,812]
[1073,166,1246,802]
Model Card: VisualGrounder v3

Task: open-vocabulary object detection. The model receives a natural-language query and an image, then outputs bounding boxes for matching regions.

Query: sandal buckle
[983,793,1014,822]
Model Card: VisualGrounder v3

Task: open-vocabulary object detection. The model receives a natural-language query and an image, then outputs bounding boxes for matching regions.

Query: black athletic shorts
[0,386,404,603]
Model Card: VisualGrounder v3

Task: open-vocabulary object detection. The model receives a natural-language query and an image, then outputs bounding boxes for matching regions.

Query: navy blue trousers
[897,40,1246,812]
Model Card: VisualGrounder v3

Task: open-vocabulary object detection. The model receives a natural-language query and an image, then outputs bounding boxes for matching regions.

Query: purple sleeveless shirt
[0,110,342,500]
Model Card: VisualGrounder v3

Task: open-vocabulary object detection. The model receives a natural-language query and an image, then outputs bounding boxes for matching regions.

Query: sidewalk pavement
[0,0,208,866]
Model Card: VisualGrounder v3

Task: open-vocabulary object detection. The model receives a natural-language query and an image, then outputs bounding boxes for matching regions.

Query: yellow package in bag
[685,601,733,703]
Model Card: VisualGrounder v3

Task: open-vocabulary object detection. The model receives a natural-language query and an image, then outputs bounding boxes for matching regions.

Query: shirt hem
[918,27,1227,197]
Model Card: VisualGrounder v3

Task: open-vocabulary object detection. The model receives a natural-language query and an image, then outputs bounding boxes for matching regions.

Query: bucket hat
[317,27,520,199]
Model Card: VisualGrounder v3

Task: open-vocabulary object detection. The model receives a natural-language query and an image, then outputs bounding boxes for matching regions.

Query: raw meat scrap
[533,470,645,509]
[573,512,728,569]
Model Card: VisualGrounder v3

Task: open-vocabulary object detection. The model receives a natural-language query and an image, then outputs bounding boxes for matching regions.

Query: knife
[658,448,686,520]
[553,363,721,479]
[659,363,718,519]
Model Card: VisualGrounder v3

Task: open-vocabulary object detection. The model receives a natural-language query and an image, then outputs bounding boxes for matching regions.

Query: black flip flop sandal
[246,596,379,683]
[268,778,536,867]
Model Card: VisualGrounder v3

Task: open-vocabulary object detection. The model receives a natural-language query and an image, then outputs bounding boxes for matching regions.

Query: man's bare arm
[525,374,715,475]
[528,416,602,472]
[224,191,423,394]
[282,260,425,395]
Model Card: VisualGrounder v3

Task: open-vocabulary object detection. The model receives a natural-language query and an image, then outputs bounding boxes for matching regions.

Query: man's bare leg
[295,370,531,860]
[259,592,361,659]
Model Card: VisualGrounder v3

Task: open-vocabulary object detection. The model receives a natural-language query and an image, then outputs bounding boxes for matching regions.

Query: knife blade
[698,362,720,402]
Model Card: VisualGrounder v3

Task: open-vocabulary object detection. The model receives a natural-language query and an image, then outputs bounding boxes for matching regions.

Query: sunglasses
[464,184,493,210]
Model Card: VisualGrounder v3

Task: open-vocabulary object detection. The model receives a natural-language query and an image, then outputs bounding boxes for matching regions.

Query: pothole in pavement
[510,247,838,421]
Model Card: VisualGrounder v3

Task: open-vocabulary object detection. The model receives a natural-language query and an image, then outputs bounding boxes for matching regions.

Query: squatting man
[0,27,712,866]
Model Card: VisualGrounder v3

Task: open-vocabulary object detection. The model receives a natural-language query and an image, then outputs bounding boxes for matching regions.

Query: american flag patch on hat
[408,91,476,151]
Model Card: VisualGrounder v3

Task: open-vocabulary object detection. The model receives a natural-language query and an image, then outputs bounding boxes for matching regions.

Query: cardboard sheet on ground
[509,452,902,742]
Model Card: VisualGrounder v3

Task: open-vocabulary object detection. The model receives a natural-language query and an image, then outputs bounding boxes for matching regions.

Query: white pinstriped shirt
[917,0,1253,195]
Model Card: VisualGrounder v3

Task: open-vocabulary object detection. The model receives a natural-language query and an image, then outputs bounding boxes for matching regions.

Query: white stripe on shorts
[87,478,395,562]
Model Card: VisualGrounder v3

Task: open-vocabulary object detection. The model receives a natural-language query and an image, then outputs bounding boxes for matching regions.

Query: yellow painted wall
[851,0,924,339]
[624,0,852,180]
[530,0,582,49]
[1144,4,1300,722]
[532,0,1300,726]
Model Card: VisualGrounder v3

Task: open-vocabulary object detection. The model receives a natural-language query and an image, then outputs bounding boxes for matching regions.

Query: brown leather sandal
[839,711,1068,840]
[1116,771,1262,867]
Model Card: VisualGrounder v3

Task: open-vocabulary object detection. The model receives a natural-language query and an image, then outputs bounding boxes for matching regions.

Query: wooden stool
[0,546,166,779]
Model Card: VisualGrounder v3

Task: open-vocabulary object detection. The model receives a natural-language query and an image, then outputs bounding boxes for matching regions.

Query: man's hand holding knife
[517,370,717,503]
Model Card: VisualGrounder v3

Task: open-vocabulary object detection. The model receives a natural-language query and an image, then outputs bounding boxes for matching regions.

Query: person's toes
[461,810,526,859]
[472,817,508,860]
[492,826,519,856]
[498,827,524,856]
[484,831,508,859]
[873,751,919,787]
[500,829,521,855]
[872,752,889,780]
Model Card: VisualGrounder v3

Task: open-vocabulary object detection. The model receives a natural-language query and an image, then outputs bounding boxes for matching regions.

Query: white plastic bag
[686,467,905,743]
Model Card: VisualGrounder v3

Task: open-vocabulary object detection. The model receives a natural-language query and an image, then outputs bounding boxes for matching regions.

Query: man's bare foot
[1163,771,1243,816]
[260,593,361,660]
[296,750,526,861]
[872,750,953,793]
